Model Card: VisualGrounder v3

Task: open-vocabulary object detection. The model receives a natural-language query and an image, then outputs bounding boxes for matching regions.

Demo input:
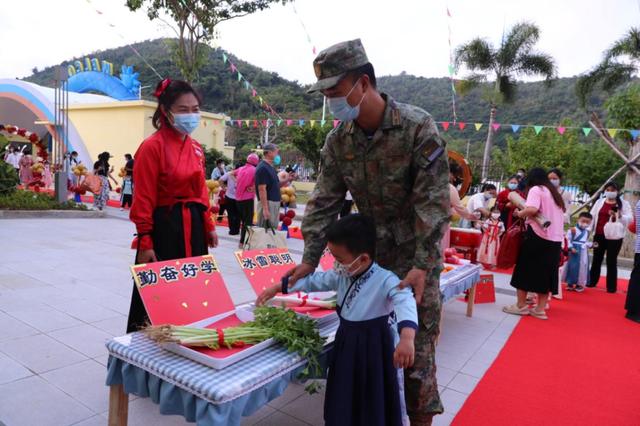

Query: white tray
[163,305,276,370]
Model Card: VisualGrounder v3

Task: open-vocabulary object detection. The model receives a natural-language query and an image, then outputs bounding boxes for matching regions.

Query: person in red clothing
[495,175,523,230]
[126,79,219,333]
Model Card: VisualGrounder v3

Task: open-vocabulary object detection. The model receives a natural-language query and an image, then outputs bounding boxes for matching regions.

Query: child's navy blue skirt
[324,314,402,426]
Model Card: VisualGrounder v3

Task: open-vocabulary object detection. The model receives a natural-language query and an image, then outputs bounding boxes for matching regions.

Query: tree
[286,125,330,178]
[604,85,640,256]
[126,0,289,83]
[454,21,557,181]
[576,27,640,107]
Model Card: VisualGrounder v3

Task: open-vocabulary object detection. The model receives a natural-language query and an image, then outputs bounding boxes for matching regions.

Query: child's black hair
[578,212,593,220]
[326,213,376,258]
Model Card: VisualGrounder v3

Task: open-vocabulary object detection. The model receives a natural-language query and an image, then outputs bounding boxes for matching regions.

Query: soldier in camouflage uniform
[285,39,450,425]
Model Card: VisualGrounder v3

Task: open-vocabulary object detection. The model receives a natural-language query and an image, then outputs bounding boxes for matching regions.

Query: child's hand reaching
[394,328,415,369]
[256,284,279,306]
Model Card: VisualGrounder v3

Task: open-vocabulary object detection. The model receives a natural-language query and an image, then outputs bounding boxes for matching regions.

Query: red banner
[131,254,234,325]
[234,248,296,295]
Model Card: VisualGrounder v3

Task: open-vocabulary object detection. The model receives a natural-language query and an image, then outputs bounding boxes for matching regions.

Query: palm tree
[455,22,557,181]
[576,27,640,106]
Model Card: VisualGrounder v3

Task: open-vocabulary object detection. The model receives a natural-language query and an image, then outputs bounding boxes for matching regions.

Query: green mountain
[25,38,607,127]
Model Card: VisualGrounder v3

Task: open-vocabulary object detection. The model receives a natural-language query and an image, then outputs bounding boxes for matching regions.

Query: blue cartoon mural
[67,59,141,101]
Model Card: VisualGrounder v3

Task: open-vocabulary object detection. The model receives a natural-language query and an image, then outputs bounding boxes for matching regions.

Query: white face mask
[484,192,494,200]
[333,255,362,278]
[604,191,618,200]
[550,178,560,187]
[327,79,366,122]
[491,213,500,220]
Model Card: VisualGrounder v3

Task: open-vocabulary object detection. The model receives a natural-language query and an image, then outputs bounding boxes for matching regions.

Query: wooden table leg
[108,384,128,426]
[466,284,476,317]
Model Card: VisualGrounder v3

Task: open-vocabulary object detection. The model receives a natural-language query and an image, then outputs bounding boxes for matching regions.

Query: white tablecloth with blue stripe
[105,264,481,425]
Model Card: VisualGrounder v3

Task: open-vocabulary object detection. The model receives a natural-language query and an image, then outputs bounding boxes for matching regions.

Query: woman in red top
[495,175,523,229]
[126,79,218,332]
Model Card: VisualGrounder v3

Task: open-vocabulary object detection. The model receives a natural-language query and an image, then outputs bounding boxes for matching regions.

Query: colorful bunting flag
[222,53,228,64]
[582,127,592,136]
[237,72,243,81]
[321,120,327,127]
[441,122,450,131]
[492,123,501,131]
[557,126,566,135]
[286,119,293,126]
[261,120,268,127]
[333,119,340,128]
[474,123,483,131]
[299,119,305,126]
[277,119,283,126]
[310,120,316,127]
[252,89,257,97]
[235,120,242,127]
[458,122,466,130]
[631,130,640,139]
[230,64,237,73]
[511,124,520,133]
[244,120,250,128]
[534,126,543,135]
[244,81,250,90]
[608,129,618,138]
[253,120,258,129]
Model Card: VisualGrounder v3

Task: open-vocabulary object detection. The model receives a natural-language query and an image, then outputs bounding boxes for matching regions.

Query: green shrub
[0,162,19,194]
[0,190,88,210]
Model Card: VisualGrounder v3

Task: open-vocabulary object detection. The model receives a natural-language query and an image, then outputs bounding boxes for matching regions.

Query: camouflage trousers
[404,273,444,421]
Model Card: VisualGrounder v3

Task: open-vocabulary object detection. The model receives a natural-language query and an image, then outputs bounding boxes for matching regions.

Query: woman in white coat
[588,182,633,293]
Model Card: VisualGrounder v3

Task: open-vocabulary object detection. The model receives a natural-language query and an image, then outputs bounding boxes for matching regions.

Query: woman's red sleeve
[129,140,160,250]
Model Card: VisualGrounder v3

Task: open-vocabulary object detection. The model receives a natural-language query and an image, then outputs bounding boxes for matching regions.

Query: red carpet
[594,276,629,292]
[453,288,640,426]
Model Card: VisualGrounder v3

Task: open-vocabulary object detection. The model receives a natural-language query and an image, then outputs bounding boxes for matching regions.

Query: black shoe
[625,312,640,323]
[607,289,617,294]
[586,284,596,288]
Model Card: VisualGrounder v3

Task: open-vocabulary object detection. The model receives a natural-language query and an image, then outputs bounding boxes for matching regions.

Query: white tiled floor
[0,213,532,426]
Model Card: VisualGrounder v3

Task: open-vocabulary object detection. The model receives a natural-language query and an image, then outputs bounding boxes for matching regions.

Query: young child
[120,176,133,211]
[257,214,417,426]
[564,212,593,292]
[478,206,505,268]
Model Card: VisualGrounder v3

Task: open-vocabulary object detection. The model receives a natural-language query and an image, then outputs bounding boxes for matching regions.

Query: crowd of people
[448,163,639,323]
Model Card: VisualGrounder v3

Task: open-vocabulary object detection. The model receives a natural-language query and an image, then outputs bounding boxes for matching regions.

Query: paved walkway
[4,208,624,425]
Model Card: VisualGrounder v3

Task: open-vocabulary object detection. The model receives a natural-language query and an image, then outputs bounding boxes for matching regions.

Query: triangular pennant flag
[608,129,618,138]
[253,120,259,129]
[222,53,228,64]
[244,120,250,128]
[448,65,455,76]
[474,123,483,131]
[511,124,520,133]
[235,120,242,127]
[244,81,250,90]
[310,120,316,127]
[237,72,243,81]
[458,122,466,130]
[299,119,305,126]
[582,127,592,136]
[492,123,501,131]
[321,119,327,127]
[630,130,640,139]
[534,126,543,135]
[230,63,237,73]
[333,119,340,128]
[441,122,450,131]
[261,120,268,127]
[252,89,257,97]
[286,119,293,126]
[277,119,283,126]
[557,126,566,135]
[258,96,264,105]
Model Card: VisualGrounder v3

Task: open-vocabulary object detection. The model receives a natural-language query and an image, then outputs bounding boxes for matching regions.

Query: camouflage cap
[307,39,369,94]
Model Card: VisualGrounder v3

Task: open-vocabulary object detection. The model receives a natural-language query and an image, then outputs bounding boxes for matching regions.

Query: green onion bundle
[145,306,327,393]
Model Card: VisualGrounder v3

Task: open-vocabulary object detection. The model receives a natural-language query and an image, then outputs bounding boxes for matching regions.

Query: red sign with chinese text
[234,248,296,295]
[130,255,234,325]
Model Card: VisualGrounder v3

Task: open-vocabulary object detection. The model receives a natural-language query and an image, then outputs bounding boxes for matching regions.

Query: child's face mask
[491,213,500,220]
[333,255,362,278]
[578,221,591,229]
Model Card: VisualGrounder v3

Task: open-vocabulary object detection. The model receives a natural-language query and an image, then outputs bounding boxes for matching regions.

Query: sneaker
[575,286,584,293]
[566,286,575,291]
[502,304,530,316]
